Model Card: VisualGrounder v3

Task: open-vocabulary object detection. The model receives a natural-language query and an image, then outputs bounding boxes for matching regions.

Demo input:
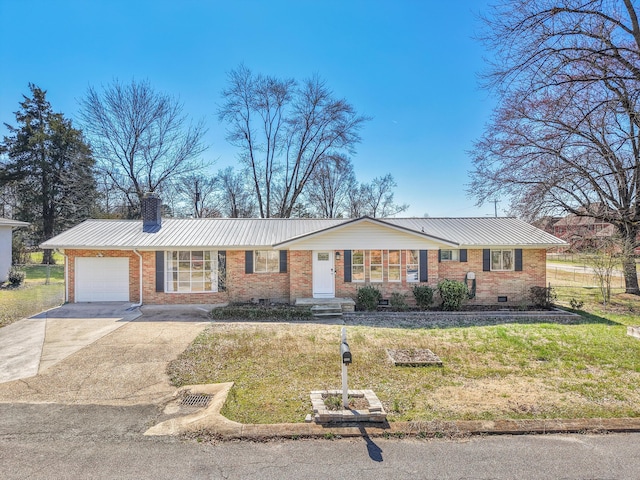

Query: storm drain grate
[180,394,212,408]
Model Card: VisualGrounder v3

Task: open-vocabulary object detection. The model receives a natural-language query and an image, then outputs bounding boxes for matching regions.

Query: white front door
[312,251,335,298]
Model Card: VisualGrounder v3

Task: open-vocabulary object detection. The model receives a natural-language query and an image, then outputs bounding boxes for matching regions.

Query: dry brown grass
[168,314,640,424]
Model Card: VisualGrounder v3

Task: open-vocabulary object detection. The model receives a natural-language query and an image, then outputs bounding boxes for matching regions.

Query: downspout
[132,249,143,307]
[60,249,69,303]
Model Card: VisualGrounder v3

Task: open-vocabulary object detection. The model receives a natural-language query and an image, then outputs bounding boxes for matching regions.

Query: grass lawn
[0,263,64,328]
[168,269,640,424]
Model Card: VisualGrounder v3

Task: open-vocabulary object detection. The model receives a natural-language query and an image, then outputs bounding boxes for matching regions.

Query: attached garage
[75,257,130,302]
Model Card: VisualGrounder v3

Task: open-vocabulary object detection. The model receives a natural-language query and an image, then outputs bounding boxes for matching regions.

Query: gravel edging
[342,309,582,328]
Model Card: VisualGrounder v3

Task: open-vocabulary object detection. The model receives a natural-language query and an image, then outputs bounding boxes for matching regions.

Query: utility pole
[491,199,500,217]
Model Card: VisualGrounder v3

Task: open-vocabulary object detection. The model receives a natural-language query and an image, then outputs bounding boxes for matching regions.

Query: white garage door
[75,257,130,302]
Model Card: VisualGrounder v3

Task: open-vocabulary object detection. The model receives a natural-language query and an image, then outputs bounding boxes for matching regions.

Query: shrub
[529,285,557,308]
[390,292,409,311]
[356,285,381,311]
[7,266,26,287]
[412,285,434,309]
[437,279,468,311]
[569,298,584,310]
[209,304,312,320]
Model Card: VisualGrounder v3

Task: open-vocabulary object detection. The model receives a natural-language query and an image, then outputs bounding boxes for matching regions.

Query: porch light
[335,251,342,261]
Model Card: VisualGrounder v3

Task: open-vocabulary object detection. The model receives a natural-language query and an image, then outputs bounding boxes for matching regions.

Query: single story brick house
[40,194,566,306]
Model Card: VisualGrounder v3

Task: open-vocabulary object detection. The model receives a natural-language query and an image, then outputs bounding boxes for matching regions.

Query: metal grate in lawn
[180,394,212,408]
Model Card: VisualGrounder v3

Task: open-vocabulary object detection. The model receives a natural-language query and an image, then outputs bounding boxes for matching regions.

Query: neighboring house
[552,213,640,253]
[40,194,566,306]
[0,218,30,282]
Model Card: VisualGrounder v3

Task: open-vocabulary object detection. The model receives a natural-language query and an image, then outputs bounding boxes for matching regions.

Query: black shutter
[279,250,287,273]
[460,249,467,262]
[483,249,491,271]
[344,250,352,282]
[419,250,428,282]
[438,249,442,263]
[245,250,253,274]
[218,251,226,292]
[515,249,523,271]
[155,251,164,292]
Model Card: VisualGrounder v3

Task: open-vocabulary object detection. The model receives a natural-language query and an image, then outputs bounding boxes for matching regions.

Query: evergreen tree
[0,84,96,264]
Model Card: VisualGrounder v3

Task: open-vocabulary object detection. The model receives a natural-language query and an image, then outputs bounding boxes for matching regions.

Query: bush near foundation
[437,279,468,311]
[7,267,26,287]
[356,285,382,311]
[412,285,434,309]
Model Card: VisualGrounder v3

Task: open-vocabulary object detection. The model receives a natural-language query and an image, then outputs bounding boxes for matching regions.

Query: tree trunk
[42,249,54,265]
[618,224,640,295]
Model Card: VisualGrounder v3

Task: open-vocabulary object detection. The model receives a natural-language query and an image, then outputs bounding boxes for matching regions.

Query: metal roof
[40,216,566,250]
[385,217,566,247]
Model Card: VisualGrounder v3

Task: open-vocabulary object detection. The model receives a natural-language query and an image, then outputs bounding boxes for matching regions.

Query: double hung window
[352,250,365,282]
[406,250,419,282]
[491,249,514,271]
[254,250,279,273]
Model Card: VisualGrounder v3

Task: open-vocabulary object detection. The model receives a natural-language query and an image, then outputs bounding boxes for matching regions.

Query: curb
[146,385,640,440]
[193,417,640,440]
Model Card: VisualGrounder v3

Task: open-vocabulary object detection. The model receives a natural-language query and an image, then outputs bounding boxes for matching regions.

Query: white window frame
[406,250,419,283]
[254,250,280,273]
[440,249,459,261]
[352,250,365,282]
[166,250,217,293]
[388,250,401,282]
[491,249,514,271]
[369,250,383,282]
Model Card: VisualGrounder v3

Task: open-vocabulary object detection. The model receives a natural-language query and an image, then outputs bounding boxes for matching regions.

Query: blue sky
[0,0,498,217]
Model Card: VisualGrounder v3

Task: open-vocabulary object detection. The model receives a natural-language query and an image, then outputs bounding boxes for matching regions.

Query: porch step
[310,305,343,317]
[295,297,355,313]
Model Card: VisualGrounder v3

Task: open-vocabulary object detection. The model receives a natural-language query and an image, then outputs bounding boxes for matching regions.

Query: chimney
[142,192,162,232]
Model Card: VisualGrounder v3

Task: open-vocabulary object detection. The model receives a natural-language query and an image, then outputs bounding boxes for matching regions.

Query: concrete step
[310,305,343,317]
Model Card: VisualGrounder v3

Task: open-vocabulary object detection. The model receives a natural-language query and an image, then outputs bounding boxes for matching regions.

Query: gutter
[60,250,69,303]
[132,249,143,307]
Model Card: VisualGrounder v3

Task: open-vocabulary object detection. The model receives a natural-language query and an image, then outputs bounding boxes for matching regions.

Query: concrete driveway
[0,304,211,406]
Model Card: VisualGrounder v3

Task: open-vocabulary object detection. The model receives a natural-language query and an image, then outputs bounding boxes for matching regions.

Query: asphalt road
[2,403,640,479]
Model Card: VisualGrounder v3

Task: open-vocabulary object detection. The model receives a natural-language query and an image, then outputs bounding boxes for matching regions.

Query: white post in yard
[341,327,348,409]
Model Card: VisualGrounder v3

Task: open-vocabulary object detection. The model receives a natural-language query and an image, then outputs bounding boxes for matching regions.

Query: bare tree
[587,242,619,306]
[470,0,640,294]
[213,166,256,218]
[348,174,409,218]
[218,65,368,218]
[177,174,220,218]
[305,154,355,217]
[79,79,207,218]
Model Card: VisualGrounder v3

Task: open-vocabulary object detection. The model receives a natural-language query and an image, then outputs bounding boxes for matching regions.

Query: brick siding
[65,249,140,303]
[65,248,547,306]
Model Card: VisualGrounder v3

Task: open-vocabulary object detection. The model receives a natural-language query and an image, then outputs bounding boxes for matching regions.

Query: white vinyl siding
[287,220,444,250]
